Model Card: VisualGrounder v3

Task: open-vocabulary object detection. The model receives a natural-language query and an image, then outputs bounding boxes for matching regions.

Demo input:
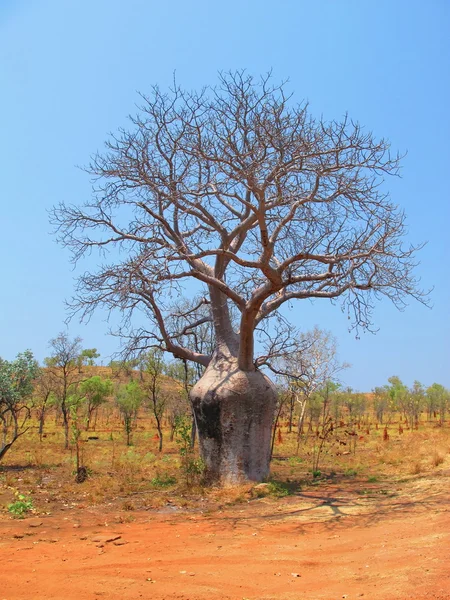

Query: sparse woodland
[1,335,449,512]
[1,73,446,510]
[49,72,428,484]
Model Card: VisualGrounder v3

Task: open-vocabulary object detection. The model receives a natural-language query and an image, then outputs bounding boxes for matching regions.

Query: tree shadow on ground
[209,476,450,533]
[0,464,37,473]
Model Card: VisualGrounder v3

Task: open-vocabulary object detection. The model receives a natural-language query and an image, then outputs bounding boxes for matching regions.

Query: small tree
[52,72,426,483]
[270,386,289,459]
[78,375,113,430]
[425,383,449,425]
[275,327,347,446]
[343,389,367,425]
[409,381,425,428]
[308,381,342,474]
[45,333,82,449]
[115,381,143,446]
[387,376,423,429]
[0,351,40,460]
[108,359,138,379]
[372,386,389,424]
[165,359,198,447]
[32,369,57,440]
[143,349,166,451]
[386,376,407,421]
[77,348,100,372]
[68,394,85,478]
[163,364,190,441]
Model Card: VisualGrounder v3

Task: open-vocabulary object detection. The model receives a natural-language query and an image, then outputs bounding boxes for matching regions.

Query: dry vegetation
[1,366,449,520]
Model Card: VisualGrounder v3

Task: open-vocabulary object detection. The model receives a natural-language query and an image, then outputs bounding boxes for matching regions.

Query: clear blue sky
[1,0,449,391]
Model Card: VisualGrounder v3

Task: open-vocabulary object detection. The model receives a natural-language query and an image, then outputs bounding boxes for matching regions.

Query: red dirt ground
[1,474,449,600]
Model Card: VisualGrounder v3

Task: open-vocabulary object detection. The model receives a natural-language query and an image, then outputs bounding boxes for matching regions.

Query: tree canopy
[0,350,40,460]
[52,71,425,372]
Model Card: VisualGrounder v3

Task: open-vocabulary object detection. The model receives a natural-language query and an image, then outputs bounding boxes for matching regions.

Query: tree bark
[155,415,163,452]
[190,350,277,484]
[190,413,197,449]
[62,404,70,450]
[0,441,14,461]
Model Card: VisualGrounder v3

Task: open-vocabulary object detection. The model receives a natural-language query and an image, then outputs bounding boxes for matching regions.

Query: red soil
[1,475,449,600]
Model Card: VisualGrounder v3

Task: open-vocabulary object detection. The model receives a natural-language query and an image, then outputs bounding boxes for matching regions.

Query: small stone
[291,572,301,578]
[91,535,121,544]
[28,519,43,528]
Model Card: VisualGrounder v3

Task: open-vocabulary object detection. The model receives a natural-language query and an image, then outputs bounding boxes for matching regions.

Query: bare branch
[51,71,427,369]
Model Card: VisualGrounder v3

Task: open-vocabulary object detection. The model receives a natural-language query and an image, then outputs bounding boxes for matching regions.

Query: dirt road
[1,475,449,600]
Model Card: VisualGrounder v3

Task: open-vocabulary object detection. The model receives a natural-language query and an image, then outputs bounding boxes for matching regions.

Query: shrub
[345,468,358,477]
[151,473,177,488]
[267,481,290,498]
[8,492,33,518]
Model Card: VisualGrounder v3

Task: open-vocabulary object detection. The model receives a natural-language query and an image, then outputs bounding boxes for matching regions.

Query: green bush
[288,456,303,465]
[344,468,358,477]
[174,416,205,486]
[8,492,33,517]
[151,473,177,488]
[267,481,290,498]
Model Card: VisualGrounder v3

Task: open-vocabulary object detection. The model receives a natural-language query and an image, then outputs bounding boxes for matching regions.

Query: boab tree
[52,72,425,483]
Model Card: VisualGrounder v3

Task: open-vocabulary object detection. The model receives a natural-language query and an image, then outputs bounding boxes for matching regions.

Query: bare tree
[51,71,426,483]
[32,369,56,440]
[142,349,166,452]
[274,327,348,442]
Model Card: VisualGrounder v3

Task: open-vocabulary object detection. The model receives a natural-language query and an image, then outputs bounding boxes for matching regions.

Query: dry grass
[1,410,449,519]
[431,451,445,467]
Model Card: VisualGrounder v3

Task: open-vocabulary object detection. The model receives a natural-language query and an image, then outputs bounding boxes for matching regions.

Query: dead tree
[51,71,426,483]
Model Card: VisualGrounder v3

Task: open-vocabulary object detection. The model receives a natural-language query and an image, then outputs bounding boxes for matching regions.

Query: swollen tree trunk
[190,349,277,484]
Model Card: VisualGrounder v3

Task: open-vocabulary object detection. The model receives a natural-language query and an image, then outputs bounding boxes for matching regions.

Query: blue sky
[1,0,449,390]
